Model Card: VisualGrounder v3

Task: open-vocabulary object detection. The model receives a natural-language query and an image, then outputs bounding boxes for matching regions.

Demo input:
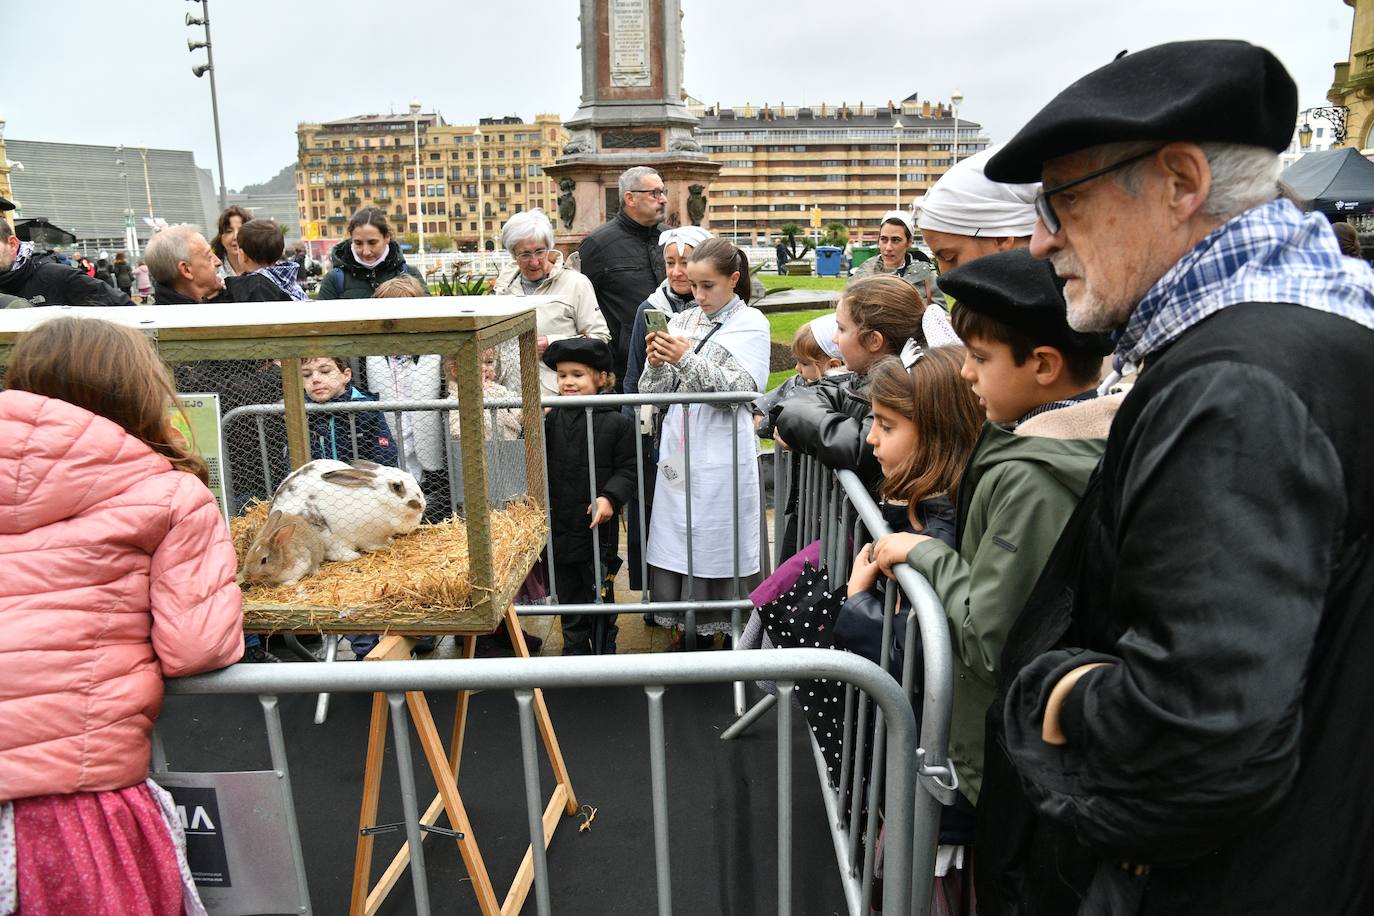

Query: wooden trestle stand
[350,606,577,915]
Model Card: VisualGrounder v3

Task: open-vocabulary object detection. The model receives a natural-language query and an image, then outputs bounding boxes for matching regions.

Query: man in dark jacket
[577,166,667,386]
[0,219,132,306]
[972,40,1374,914]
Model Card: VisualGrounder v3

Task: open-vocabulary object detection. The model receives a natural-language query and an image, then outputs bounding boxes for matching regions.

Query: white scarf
[353,245,389,269]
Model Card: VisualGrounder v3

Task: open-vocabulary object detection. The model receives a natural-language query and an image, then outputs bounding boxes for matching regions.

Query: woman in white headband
[623,226,712,396]
[850,209,939,305]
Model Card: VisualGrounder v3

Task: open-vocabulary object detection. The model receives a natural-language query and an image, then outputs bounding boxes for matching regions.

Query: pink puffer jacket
[0,389,244,802]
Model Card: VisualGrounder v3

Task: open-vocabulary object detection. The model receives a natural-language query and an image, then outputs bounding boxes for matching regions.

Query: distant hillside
[234,163,295,195]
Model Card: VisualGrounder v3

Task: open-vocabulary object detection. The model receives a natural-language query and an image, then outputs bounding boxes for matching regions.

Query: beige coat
[493,251,611,398]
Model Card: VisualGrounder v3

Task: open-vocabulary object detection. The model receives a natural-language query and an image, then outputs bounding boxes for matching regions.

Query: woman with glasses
[493,209,611,397]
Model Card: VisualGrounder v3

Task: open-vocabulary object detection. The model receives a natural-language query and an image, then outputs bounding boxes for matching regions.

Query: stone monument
[545,0,721,252]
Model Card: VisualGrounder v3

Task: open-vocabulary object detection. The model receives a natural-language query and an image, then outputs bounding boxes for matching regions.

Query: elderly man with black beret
[971,40,1374,914]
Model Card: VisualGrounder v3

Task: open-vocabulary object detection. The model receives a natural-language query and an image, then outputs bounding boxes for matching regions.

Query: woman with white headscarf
[623,226,711,396]
[621,225,711,596]
[849,209,940,303]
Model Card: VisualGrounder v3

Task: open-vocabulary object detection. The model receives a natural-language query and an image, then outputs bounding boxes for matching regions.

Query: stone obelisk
[545,0,721,252]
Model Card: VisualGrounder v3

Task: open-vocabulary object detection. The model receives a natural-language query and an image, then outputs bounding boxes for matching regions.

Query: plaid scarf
[1115,197,1374,371]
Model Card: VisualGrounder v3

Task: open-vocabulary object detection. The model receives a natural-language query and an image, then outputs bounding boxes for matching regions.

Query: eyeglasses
[1034,147,1163,235]
[515,247,548,262]
[628,187,668,199]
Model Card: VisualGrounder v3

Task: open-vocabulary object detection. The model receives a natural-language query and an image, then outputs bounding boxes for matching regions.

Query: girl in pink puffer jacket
[0,316,244,915]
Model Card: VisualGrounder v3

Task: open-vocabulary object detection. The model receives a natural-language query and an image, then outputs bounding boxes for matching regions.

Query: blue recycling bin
[814,245,842,277]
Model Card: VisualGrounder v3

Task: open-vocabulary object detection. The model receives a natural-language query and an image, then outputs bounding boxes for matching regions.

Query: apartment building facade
[691,94,989,244]
[295,111,567,248]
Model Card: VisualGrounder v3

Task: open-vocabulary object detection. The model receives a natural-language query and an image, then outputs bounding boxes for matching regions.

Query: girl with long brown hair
[1,316,242,914]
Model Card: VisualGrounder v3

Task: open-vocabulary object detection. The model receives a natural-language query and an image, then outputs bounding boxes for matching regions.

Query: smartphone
[643,309,670,334]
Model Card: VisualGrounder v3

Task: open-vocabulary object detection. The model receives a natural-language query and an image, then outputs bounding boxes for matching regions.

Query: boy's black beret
[541,336,615,373]
[985,40,1297,184]
[937,249,1113,356]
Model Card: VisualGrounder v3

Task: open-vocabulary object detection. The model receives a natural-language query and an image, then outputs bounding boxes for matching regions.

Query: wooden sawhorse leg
[349,608,578,915]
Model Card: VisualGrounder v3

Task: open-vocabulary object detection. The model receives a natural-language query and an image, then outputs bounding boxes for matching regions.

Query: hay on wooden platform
[231,499,546,634]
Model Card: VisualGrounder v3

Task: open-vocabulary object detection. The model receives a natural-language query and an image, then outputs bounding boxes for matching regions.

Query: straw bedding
[231,499,546,634]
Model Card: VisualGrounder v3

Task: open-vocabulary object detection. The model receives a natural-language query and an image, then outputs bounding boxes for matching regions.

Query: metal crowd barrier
[731,450,959,915]
[159,649,921,916]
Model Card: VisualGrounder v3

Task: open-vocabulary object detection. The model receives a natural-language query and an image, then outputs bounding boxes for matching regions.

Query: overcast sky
[4,1,1354,191]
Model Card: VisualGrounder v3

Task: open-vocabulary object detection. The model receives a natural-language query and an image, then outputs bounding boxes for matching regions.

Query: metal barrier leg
[313,634,340,725]
[720,692,777,741]
[777,681,795,916]
[646,686,673,916]
[515,690,553,916]
[731,606,746,716]
[837,685,857,828]
[387,692,432,916]
[259,694,313,916]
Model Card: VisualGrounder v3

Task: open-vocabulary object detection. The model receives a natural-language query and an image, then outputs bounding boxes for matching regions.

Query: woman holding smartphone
[620,227,711,595]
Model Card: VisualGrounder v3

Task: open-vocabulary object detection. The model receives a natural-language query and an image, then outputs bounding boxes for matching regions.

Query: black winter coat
[315,240,425,300]
[544,404,637,564]
[223,272,293,303]
[0,254,132,306]
[577,211,666,383]
[981,303,1374,915]
[773,371,883,495]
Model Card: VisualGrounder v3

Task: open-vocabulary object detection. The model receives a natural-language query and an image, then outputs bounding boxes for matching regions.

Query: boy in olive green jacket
[873,249,1116,806]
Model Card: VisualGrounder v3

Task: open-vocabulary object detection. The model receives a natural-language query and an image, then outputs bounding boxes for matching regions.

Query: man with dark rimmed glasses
[577,165,668,388]
[970,39,1374,916]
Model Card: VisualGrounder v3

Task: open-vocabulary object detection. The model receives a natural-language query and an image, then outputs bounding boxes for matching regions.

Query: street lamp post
[114,146,139,258]
[474,127,486,274]
[733,204,739,243]
[137,146,155,218]
[410,99,426,270]
[186,0,227,211]
[950,89,964,167]
[893,117,906,209]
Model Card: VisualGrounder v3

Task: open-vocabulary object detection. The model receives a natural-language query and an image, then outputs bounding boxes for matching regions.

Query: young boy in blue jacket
[300,356,398,466]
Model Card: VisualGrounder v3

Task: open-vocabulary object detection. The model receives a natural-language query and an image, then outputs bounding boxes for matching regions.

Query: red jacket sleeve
[149,473,244,676]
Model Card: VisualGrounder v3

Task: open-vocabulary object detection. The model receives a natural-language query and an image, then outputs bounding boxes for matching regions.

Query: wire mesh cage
[0,299,548,636]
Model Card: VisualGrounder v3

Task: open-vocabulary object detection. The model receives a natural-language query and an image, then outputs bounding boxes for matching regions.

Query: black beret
[0,195,14,212]
[986,40,1297,183]
[541,336,615,373]
[937,249,1113,357]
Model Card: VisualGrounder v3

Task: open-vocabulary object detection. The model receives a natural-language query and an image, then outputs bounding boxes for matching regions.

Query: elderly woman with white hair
[492,209,610,397]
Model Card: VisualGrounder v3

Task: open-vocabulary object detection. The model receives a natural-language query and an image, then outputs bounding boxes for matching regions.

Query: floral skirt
[1,780,204,916]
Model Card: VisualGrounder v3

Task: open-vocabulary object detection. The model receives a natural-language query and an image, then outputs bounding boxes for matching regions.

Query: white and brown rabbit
[240,510,327,586]
[267,459,426,562]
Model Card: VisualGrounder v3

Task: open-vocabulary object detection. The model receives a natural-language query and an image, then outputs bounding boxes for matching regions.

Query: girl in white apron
[640,238,771,647]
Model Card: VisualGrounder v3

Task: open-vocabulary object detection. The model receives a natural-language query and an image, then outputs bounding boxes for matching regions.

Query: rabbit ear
[349,459,383,471]
[270,522,297,547]
[321,469,378,488]
[267,509,282,524]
